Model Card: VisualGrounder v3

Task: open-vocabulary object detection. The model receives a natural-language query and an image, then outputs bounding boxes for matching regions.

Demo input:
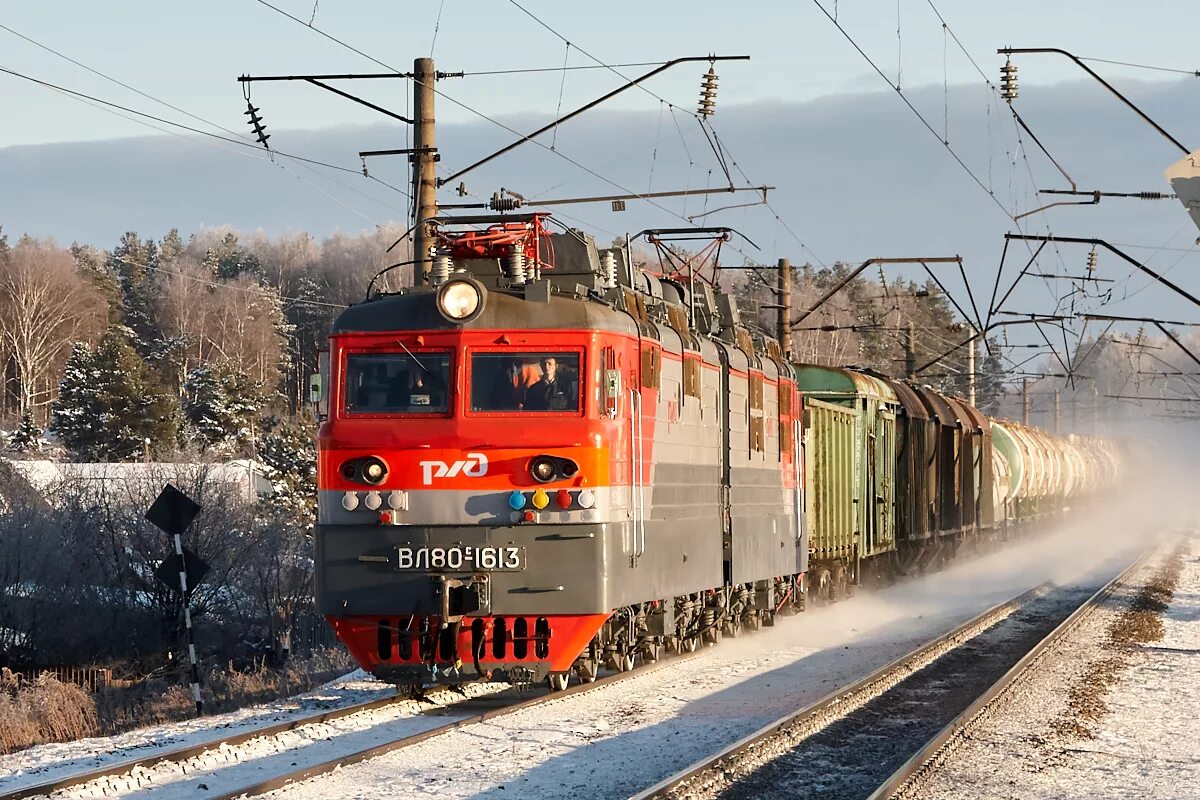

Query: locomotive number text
[395,545,525,571]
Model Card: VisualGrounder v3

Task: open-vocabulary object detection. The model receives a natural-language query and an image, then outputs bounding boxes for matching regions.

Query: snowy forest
[0,223,410,712]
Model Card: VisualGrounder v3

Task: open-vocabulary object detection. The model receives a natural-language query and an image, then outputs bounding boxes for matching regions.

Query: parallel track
[628,554,1151,800]
[865,549,1155,800]
[0,690,411,800]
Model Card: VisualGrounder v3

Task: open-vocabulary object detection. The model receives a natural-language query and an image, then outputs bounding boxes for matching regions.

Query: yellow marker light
[531,488,550,510]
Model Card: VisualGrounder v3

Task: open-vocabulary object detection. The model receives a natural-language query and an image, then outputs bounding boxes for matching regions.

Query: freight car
[313,213,1118,690]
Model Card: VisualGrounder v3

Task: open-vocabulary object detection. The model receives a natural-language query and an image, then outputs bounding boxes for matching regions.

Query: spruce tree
[7,410,43,454]
[51,327,179,461]
[258,414,316,519]
[183,364,263,453]
[205,232,266,284]
[106,232,163,355]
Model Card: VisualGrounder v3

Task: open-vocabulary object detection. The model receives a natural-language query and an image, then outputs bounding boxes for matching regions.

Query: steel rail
[865,548,1156,800]
[629,578,1056,800]
[206,650,704,800]
[0,690,409,800]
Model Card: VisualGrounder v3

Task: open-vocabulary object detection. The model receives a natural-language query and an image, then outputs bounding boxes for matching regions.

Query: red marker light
[556,489,572,509]
[522,510,536,523]
[379,511,392,524]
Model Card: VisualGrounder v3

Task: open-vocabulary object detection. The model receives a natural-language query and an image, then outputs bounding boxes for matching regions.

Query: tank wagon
[313,213,1120,690]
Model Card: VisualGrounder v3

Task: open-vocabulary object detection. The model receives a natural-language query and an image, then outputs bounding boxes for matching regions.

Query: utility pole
[967,336,977,407]
[412,57,438,281]
[904,321,916,380]
[1053,388,1061,434]
[776,258,792,359]
[1022,378,1031,425]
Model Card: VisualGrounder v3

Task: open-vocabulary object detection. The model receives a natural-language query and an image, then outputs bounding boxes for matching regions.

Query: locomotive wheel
[546,672,570,692]
[576,660,598,683]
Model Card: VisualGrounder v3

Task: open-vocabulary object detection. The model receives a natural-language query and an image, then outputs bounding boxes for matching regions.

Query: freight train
[313,213,1120,691]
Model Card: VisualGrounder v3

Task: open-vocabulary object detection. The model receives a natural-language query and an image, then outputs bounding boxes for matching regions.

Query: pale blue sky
[1,0,1196,148]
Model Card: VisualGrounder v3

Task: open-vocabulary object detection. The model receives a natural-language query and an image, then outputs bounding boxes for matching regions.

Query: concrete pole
[1022,378,1030,425]
[1053,388,1061,434]
[777,258,792,360]
[412,57,438,282]
[967,335,977,407]
[905,321,916,380]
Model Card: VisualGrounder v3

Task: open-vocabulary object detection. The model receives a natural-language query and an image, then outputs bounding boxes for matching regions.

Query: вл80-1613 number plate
[395,545,525,571]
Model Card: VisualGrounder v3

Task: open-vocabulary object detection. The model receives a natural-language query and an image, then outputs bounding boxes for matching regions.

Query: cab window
[471,352,581,412]
[344,352,451,414]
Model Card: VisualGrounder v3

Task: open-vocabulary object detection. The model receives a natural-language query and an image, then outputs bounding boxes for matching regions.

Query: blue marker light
[508,490,527,510]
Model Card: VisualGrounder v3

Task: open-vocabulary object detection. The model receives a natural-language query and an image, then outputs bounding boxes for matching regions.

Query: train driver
[523,356,572,411]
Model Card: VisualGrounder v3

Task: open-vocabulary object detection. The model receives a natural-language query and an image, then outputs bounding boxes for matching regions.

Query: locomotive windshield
[471,352,581,412]
[344,352,451,414]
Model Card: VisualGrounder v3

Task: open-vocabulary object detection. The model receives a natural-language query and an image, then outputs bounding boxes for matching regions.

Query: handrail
[629,388,647,559]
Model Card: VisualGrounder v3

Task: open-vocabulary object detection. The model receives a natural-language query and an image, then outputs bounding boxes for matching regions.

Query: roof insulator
[698,67,719,118]
[1000,59,1018,103]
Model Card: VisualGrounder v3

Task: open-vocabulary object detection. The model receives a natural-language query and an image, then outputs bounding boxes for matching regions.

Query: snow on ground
[919,531,1200,800]
[0,671,511,798]
[268,499,1171,800]
[0,670,391,791]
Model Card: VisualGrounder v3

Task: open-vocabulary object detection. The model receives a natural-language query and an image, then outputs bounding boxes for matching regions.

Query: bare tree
[0,239,106,422]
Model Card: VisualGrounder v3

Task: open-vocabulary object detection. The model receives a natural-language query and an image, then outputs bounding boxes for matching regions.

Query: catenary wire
[0,63,409,197]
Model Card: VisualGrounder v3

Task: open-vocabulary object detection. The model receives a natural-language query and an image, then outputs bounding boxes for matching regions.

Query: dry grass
[0,669,99,754]
[1050,546,1186,741]
[0,647,355,755]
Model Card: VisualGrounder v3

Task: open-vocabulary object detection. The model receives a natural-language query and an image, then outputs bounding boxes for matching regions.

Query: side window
[640,346,661,390]
[683,357,701,400]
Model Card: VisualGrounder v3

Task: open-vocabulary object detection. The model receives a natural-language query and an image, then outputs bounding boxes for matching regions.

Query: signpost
[146,484,206,716]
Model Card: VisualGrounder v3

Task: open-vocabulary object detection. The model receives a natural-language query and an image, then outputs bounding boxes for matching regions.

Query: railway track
[1,653,694,800]
[632,550,1153,800]
[865,549,1158,800]
[0,682,491,800]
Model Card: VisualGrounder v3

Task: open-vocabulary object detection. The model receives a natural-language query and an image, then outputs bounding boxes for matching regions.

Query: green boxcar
[795,366,898,570]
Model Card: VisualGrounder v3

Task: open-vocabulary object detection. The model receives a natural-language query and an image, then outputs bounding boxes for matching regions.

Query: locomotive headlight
[361,457,388,485]
[529,456,557,483]
[436,276,486,323]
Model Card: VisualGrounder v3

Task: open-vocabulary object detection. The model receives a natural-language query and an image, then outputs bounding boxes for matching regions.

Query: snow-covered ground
[0,672,509,798]
[916,532,1200,800]
[264,503,1164,800]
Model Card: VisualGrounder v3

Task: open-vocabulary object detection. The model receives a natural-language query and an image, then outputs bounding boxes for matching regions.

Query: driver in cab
[523,356,572,411]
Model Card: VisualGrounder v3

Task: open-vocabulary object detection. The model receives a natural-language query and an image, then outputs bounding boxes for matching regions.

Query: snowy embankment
[916,532,1200,800]
[0,671,392,793]
[265,507,1161,800]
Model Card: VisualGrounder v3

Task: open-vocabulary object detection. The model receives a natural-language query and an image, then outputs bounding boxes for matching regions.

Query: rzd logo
[419,452,488,485]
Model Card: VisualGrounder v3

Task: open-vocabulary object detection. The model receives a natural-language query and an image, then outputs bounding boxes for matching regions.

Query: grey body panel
[316,518,720,617]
